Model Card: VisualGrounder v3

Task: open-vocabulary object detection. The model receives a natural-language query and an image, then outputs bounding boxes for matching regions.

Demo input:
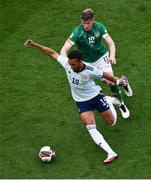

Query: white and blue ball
[39,146,55,163]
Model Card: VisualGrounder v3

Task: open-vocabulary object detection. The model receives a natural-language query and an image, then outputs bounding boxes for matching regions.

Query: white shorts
[85,52,113,74]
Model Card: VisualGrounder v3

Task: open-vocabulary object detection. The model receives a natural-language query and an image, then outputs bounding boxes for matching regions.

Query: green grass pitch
[0,0,151,178]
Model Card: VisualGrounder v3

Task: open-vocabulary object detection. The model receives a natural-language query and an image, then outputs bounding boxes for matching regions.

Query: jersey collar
[76,64,86,73]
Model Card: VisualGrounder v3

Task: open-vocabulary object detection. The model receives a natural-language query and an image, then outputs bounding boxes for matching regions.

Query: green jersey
[69,21,108,63]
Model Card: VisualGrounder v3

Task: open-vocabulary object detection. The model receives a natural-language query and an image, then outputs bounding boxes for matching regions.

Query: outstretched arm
[60,39,74,57]
[103,72,126,86]
[24,39,59,60]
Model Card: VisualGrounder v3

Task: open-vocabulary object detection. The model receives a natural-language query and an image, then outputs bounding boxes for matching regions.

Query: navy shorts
[76,93,110,113]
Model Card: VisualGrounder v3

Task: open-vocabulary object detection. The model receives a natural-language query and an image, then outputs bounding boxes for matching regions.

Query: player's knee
[107,116,117,126]
[107,119,114,126]
[111,115,117,126]
[81,117,93,125]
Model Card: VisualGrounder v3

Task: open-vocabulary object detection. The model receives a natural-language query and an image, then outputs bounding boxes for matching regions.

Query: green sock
[110,84,124,101]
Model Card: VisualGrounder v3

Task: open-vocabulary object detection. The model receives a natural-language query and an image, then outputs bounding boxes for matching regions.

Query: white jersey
[57,55,104,102]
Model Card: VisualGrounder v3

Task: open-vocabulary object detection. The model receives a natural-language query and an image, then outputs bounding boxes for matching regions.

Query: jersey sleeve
[86,64,103,78]
[97,23,108,38]
[57,55,68,69]
[93,67,103,78]
[69,27,79,43]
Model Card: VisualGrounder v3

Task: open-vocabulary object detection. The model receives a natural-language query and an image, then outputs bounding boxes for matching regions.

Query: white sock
[105,96,117,126]
[86,124,116,155]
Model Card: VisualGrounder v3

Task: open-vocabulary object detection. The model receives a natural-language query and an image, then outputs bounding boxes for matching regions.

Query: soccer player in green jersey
[60,8,133,106]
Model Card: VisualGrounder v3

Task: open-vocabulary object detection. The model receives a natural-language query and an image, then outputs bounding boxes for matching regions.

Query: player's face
[81,18,94,31]
[69,59,82,72]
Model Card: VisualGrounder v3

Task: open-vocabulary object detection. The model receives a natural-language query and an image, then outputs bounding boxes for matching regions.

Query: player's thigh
[80,111,96,125]
[100,109,115,125]
[92,53,113,74]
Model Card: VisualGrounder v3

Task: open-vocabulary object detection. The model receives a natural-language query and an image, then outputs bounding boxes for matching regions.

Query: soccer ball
[39,146,55,163]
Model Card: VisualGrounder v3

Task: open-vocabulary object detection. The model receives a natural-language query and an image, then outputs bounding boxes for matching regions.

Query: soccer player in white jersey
[24,39,130,164]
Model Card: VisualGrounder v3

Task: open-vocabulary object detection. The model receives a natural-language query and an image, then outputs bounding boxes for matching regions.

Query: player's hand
[24,39,35,46]
[108,56,116,64]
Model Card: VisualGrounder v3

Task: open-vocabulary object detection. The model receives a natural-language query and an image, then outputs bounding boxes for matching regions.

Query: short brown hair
[81,8,94,20]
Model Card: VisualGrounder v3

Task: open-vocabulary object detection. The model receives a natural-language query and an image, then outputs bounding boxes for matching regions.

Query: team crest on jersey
[94,31,100,38]
[82,75,88,81]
